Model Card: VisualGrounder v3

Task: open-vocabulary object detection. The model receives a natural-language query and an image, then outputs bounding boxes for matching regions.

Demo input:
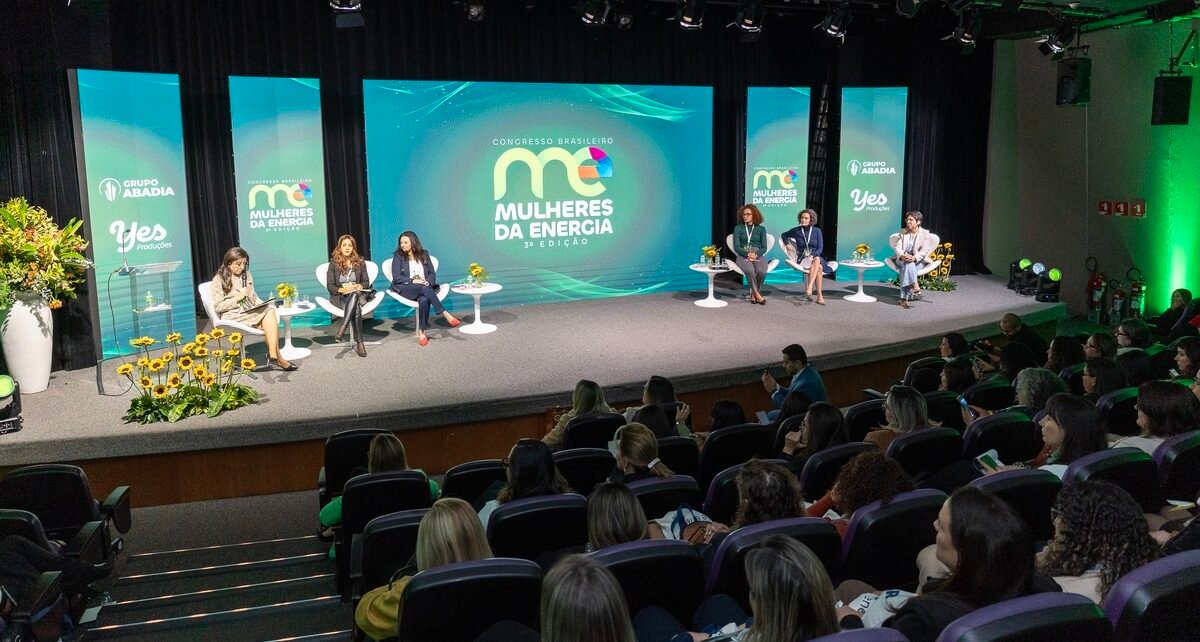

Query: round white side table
[690,263,732,308]
[842,260,885,303]
[451,282,503,334]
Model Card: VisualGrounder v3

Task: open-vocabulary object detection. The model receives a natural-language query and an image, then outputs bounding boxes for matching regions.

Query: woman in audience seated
[769,389,813,434]
[806,452,914,536]
[319,433,440,545]
[962,367,1064,425]
[623,375,691,431]
[973,342,1039,383]
[478,439,572,529]
[633,403,678,440]
[865,385,928,452]
[892,210,937,309]
[587,482,649,552]
[356,498,492,641]
[1151,288,1194,337]
[1084,332,1119,361]
[1115,319,1154,354]
[700,461,804,569]
[1038,481,1157,603]
[1175,336,1200,378]
[1081,358,1124,402]
[634,535,840,642]
[838,487,1061,642]
[609,423,675,483]
[781,208,833,305]
[732,204,769,305]
[1116,349,1159,387]
[940,332,972,359]
[940,358,976,394]
[1153,488,1200,555]
[693,399,749,449]
[1044,335,1086,373]
[388,230,460,347]
[543,379,617,451]
[978,393,1107,479]
[782,401,846,473]
[1113,380,1200,455]
[210,247,296,371]
[325,234,374,357]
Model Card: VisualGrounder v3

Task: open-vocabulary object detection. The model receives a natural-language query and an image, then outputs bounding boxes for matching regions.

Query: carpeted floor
[5,275,1064,465]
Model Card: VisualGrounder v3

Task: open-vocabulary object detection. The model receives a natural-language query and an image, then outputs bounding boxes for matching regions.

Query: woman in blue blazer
[390,231,460,346]
[781,209,832,305]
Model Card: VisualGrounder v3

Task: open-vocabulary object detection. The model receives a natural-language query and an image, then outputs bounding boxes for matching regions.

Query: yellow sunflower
[129,336,156,348]
[166,332,183,344]
[194,332,210,345]
[182,342,195,355]
[152,383,169,398]
[139,375,153,389]
[178,355,194,370]
[203,374,217,386]
[168,373,182,388]
[226,349,239,358]
[241,358,256,370]
[116,363,134,376]
[229,332,243,345]
[148,358,165,372]
[193,365,209,379]
[194,346,209,357]
[221,359,234,374]
[161,351,174,362]
[212,349,224,358]
[210,328,225,339]
[136,356,150,368]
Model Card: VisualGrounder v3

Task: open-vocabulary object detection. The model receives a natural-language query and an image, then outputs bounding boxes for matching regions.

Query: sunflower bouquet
[465,262,490,287]
[853,243,871,261]
[888,241,958,292]
[701,244,720,266]
[117,329,259,423]
[276,282,297,306]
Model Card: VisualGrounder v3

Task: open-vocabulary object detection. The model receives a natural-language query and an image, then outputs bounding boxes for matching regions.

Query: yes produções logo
[493,147,612,200]
[247,182,313,209]
[109,220,169,254]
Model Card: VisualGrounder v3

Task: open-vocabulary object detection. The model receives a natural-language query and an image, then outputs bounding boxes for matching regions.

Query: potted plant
[0,197,91,393]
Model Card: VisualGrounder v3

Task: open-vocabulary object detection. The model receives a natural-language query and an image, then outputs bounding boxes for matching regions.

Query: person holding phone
[210,246,297,371]
[761,344,828,421]
[389,230,460,346]
[732,204,769,305]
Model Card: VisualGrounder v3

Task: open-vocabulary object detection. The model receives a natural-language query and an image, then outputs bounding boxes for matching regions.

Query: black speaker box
[1057,58,1092,106]
[1152,76,1193,125]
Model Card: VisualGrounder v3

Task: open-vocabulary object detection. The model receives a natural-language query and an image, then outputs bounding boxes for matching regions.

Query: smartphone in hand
[958,395,978,420]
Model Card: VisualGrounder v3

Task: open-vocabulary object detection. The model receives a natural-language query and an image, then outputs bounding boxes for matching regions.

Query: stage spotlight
[735,0,765,34]
[581,0,612,25]
[677,0,706,30]
[614,0,634,28]
[1037,20,1075,57]
[895,0,923,18]
[1036,267,1063,302]
[0,375,22,436]
[1019,261,1046,294]
[817,2,852,42]
[465,0,486,21]
[1008,258,1032,290]
[953,10,980,52]
[330,0,365,28]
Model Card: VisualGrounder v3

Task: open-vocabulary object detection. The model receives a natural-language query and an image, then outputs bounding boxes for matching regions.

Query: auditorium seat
[0,464,130,562]
[839,489,946,589]
[553,448,616,496]
[695,424,774,490]
[924,390,966,431]
[800,442,878,502]
[0,509,104,614]
[935,592,1112,642]
[351,508,428,606]
[1154,429,1200,501]
[626,476,703,519]
[562,411,627,450]
[1146,343,1176,379]
[487,494,588,561]
[902,357,948,387]
[2,571,63,642]
[968,468,1061,541]
[1063,448,1165,513]
[197,280,265,357]
[961,379,1016,412]
[843,399,886,443]
[1060,363,1086,395]
[590,539,705,624]
[811,630,911,641]
[317,428,390,509]
[335,470,434,597]
[1102,550,1200,641]
[441,459,507,506]
[961,411,1043,463]
[887,428,963,481]
[657,436,700,480]
[397,558,542,642]
[701,460,787,526]
[772,413,807,457]
[705,517,841,611]
[1097,387,1140,437]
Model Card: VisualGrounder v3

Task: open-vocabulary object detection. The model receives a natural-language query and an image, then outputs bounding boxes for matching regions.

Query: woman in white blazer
[891,210,937,308]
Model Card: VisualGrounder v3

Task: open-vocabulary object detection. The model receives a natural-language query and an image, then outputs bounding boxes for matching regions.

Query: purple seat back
[704,517,840,611]
[590,539,704,624]
[844,399,886,443]
[562,412,626,450]
[359,508,429,594]
[962,379,1016,412]
[398,558,541,642]
[811,630,911,642]
[925,390,966,430]
[320,428,389,505]
[1096,388,1140,437]
[1063,448,1164,513]
[487,493,588,561]
[1102,550,1200,641]
[935,592,1110,642]
[969,468,1062,541]
[961,411,1043,463]
[657,436,700,480]
[800,442,878,502]
[441,459,507,506]
[1154,430,1200,502]
[840,489,946,589]
[887,428,963,480]
[553,447,616,496]
[626,475,702,519]
[696,424,774,490]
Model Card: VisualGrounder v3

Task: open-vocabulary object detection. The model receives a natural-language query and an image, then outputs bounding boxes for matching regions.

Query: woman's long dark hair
[1046,335,1086,372]
[216,247,250,293]
[942,359,977,394]
[396,230,430,263]
[943,333,971,357]
[1137,380,1200,438]
[498,439,571,503]
[931,487,1036,606]
[804,402,847,451]
[1084,358,1124,398]
[1042,393,1106,465]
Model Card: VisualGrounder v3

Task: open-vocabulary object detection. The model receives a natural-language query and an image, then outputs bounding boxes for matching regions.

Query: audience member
[632,403,677,440]
[974,342,1039,383]
[1150,288,1194,337]
[1112,381,1200,455]
[1081,358,1124,402]
[623,375,690,427]
[940,332,972,359]
[709,400,748,432]
[909,368,941,395]
[586,482,649,552]
[1084,332,1119,361]
[1013,367,1066,419]
[940,359,976,394]
[609,423,674,484]
[782,401,846,473]
[1192,370,1200,403]
[1116,349,1159,387]
[761,344,828,420]
[978,393,1106,479]
[1115,319,1154,354]
[700,460,804,570]
[806,452,914,536]
[865,385,928,452]
[1044,335,1086,373]
[769,390,813,434]
[1174,336,1200,378]
[478,439,572,528]
[1153,490,1200,555]
[983,313,1049,357]
[1038,481,1157,603]
[543,380,617,451]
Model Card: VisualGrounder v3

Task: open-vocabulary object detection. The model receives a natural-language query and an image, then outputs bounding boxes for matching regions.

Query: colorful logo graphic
[248,183,311,208]
[494,146,612,200]
[99,177,121,202]
[751,169,798,189]
[294,182,313,202]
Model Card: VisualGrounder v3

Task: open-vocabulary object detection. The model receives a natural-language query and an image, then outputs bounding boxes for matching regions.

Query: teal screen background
[744,87,811,284]
[363,81,714,315]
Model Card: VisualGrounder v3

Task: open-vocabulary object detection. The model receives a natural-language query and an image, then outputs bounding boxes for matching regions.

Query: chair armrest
[64,520,107,565]
[101,486,132,534]
[349,533,364,583]
[317,466,327,492]
[863,389,886,400]
[11,571,61,622]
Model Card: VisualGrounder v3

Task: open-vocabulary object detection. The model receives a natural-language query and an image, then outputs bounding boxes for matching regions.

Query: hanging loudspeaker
[1056,57,1092,106]
[1152,76,1192,125]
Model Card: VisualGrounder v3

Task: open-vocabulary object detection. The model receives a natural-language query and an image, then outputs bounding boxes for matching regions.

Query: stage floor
[6,275,1065,466]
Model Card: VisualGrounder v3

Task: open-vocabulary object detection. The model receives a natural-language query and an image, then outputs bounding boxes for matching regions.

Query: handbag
[355,567,414,640]
[653,504,713,542]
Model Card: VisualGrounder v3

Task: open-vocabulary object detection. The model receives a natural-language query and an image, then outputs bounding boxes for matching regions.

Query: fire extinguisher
[1085,257,1105,324]
[1127,267,1146,319]
[1109,279,1126,325]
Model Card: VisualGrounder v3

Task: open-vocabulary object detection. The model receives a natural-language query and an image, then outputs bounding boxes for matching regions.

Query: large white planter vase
[0,291,54,394]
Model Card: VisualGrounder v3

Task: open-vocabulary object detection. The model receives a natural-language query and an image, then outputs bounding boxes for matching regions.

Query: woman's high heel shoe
[418,334,429,347]
[270,357,299,371]
[355,342,367,357]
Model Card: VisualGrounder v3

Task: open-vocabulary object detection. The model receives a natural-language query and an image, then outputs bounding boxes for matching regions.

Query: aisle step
[82,595,341,640]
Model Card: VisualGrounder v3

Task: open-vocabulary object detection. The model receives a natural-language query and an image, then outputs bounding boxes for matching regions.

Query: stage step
[81,595,350,642]
[122,535,324,573]
[98,573,335,616]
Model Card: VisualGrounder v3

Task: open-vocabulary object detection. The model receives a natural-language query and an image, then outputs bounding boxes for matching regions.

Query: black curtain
[1,0,993,372]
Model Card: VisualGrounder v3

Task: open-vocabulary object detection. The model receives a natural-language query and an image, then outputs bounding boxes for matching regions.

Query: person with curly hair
[805,452,914,536]
[1113,380,1200,455]
[699,460,803,573]
[1038,480,1158,603]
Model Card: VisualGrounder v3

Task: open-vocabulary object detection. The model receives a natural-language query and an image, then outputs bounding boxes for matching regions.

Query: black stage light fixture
[1035,267,1063,302]
[1148,0,1199,22]
[736,0,766,34]
[330,0,365,28]
[1038,21,1075,57]
[946,0,974,14]
[677,0,706,30]
[614,0,634,28]
[953,9,980,53]
[817,2,852,42]
[1019,261,1046,295]
[896,0,923,18]
[0,376,22,436]
[581,0,612,25]
[1008,258,1031,290]
[465,0,486,21]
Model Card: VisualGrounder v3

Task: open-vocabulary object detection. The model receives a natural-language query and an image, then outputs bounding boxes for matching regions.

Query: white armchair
[314,261,383,345]
[884,232,943,276]
[779,242,839,276]
[381,257,451,316]
[198,280,265,372]
[724,233,781,277]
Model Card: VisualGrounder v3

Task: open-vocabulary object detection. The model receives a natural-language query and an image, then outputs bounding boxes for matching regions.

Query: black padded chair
[1097,388,1140,437]
[441,459,507,506]
[317,428,389,509]
[0,508,105,616]
[704,517,842,612]
[590,539,705,624]
[864,357,947,399]
[961,411,1043,463]
[561,412,626,450]
[1147,343,1177,379]
[962,379,1017,412]
[772,413,807,457]
[886,428,963,481]
[0,464,130,562]
[843,399,886,443]
[487,494,588,561]
[695,424,774,490]
[397,558,542,642]
[1102,549,1200,642]
[937,592,1112,642]
[351,508,428,605]
[1,571,63,642]
[925,390,966,431]
[1060,363,1086,395]
[799,442,878,502]
[553,448,616,496]
[968,468,1062,541]
[1064,448,1164,513]
[1154,429,1200,502]
[811,630,910,642]
[626,476,703,519]
[335,470,434,597]
[839,489,947,588]
[701,460,788,526]
[657,436,700,480]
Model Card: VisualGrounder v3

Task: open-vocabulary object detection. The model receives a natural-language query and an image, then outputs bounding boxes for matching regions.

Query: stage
[7,275,1064,471]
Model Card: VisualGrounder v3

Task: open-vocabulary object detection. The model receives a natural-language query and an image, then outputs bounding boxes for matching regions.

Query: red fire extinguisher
[1127,267,1145,319]
[1085,257,1105,323]
[1109,279,1126,325]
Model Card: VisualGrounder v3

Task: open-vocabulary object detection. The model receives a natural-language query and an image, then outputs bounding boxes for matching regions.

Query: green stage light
[1037,267,1063,302]
[1019,258,1033,269]
[0,375,22,435]
[1048,267,1063,281]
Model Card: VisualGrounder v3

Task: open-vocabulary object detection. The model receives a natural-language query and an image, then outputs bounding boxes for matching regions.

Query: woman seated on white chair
[733,203,769,305]
[781,208,831,305]
[326,234,374,358]
[892,210,937,309]
[389,231,459,347]
[210,247,297,371]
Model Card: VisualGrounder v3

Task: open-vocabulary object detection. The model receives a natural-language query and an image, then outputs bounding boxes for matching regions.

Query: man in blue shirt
[761,344,828,420]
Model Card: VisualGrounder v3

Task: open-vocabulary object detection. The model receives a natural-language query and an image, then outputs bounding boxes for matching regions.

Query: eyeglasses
[1082,372,1095,378]
[1115,330,1129,337]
